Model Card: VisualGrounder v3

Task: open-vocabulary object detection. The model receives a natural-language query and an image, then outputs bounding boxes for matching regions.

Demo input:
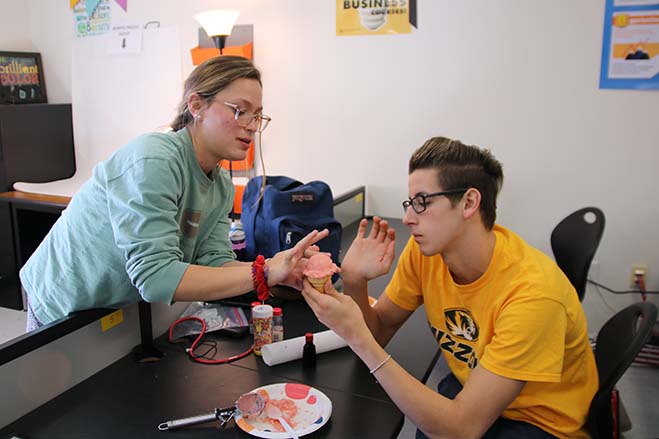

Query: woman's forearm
[172,263,254,302]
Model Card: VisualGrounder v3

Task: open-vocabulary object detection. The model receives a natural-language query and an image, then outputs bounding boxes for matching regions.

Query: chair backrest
[550,207,605,301]
[587,302,658,438]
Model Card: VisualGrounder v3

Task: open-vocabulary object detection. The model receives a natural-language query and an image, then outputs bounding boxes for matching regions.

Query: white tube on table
[261,330,348,366]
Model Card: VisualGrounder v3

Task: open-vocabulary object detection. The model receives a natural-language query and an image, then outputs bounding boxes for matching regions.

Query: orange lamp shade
[190,42,253,66]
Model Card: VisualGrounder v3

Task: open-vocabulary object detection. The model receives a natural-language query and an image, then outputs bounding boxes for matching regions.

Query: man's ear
[462,188,481,220]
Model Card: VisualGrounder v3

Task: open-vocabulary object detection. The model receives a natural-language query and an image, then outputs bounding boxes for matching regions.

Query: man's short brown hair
[409,137,503,229]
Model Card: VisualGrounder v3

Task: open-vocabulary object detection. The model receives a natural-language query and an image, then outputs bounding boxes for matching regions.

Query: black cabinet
[0,196,67,310]
[0,104,76,192]
[0,104,76,310]
[0,202,20,309]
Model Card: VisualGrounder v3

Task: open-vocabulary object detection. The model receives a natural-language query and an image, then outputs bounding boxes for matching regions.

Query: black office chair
[551,207,605,301]
[587,302,658,439]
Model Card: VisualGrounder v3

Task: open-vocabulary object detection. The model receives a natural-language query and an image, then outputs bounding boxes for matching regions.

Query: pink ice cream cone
[303,254,339,293]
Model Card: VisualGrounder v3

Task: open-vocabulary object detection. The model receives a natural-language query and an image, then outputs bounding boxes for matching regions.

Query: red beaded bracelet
[251,255,271,302]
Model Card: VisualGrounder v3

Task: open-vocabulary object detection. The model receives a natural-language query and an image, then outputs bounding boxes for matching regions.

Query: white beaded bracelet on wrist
[369,354,392,374]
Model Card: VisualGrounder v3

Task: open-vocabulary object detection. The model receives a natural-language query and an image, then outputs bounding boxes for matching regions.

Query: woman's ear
[462,188,481,220]
[187,93,204,119]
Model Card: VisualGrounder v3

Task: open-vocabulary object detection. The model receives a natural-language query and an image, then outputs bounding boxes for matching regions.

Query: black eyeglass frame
[402,188,470,214]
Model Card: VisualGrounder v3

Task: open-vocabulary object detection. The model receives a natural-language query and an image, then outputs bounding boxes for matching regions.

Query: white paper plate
[235,383,332,438]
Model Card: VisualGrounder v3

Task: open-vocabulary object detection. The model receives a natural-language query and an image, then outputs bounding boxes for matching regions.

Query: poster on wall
[336,0,417,36]
[73,0,112,37]
[0,51,47,104]
[600,0,659,89]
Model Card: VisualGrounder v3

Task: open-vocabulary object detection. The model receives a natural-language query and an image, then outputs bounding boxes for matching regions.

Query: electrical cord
[588,278,659,324]
[587,279,659,295]
[168,316,253,364]
[591,281,619,315]
[195,340,219,360]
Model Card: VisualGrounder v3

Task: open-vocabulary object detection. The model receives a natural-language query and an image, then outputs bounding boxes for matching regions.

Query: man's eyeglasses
[402,188,469,214]
[221,101,271,133]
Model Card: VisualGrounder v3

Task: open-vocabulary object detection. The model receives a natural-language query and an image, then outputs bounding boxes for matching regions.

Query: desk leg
[132,300,164,363]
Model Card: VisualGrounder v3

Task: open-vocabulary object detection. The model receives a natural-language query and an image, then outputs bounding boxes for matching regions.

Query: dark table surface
[0,219,439,439]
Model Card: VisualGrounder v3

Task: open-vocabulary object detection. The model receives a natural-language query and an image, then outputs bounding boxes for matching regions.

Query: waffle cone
[307,275,330,293]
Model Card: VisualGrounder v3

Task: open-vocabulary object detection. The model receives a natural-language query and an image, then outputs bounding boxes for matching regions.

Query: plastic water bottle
[229,221,247,261]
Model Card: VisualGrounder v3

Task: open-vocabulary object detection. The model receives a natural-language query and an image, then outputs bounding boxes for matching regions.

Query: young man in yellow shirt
[302,137,598,438]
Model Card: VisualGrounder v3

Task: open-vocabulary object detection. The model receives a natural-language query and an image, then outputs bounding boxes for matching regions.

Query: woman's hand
[266,229,330,290]
[341,217,396,282]
[301,279,371,345]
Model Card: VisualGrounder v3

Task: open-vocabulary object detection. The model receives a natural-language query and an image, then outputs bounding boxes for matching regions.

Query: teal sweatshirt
[20,128,236,324]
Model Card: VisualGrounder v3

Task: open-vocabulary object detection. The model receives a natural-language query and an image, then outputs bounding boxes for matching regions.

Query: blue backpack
[241,176,343,264]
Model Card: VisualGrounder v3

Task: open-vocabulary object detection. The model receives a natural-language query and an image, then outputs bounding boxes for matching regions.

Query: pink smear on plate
[284,383,311,400]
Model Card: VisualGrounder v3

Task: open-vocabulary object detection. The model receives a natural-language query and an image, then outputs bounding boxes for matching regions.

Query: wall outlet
[630,263,648,289]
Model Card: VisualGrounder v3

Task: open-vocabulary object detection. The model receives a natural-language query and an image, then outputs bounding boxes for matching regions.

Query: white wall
[1,2,32,50]
[12,0,659,332]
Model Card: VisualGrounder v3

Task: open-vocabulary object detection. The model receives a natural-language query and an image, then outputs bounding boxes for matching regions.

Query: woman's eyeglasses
[221,101,271,133]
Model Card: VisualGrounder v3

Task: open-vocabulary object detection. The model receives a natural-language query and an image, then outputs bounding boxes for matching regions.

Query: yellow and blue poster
[70,0,128,37]
[336,0,417,36]
[73,0,112,37]
[600,0,659,89]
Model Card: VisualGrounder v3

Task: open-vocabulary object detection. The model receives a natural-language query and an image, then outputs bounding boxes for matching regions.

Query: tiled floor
[617,363,659,439]
[397,355,659,438]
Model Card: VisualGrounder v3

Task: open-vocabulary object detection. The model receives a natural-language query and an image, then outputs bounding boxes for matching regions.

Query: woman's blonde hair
[170,55,262,131]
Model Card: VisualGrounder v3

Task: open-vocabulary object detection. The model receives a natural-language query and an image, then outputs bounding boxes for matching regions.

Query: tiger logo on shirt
[429,308,479,369]
[445,308,479,341]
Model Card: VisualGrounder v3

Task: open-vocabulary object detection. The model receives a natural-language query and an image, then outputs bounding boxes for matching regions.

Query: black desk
[0,191,71,310]
[0,219,439,438]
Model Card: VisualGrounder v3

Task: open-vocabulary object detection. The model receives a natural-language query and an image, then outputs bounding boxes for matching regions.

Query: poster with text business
[336,0,417,36]
[600,0,659,89]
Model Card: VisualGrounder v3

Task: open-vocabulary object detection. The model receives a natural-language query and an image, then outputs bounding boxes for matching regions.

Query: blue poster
[600,0,659,90]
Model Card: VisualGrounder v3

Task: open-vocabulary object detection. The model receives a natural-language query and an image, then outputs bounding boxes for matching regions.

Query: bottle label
[253,317,272,355]
[272,325,284,342]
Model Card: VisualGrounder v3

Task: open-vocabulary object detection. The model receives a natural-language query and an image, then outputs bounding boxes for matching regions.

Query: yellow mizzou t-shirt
[385,225,598,439]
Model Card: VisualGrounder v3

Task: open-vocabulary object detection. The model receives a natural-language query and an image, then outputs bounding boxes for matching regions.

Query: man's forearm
[342,274,389,345]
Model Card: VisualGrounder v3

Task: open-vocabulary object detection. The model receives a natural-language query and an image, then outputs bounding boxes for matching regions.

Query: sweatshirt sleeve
[105,157,189,304]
